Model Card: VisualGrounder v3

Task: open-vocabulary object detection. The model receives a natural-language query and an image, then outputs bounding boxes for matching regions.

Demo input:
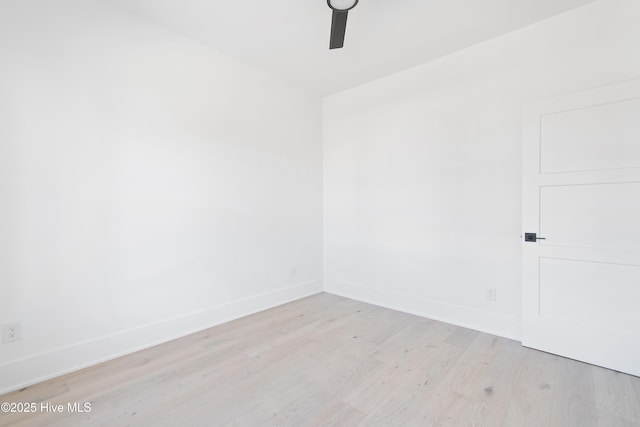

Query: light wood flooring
[1,293,639,426]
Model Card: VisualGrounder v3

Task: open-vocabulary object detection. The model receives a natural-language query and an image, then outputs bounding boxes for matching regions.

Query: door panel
[540,182,640,250]
[540,97,640,173]
[522,79,640,377]
[540,257,640,333]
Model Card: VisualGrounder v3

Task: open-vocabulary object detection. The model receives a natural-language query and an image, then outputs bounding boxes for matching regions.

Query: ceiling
[109,0,596,96]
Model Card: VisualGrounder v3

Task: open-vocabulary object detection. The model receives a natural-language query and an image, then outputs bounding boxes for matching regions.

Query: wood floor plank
[592,365,640,423]
[372,332,504,426]
[1,293,639,427]
[502,349,572,427]
[308,402,366,427]
[555,357,597,427]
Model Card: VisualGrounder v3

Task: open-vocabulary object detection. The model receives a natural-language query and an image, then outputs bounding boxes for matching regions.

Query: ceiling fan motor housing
[327,0,359,12]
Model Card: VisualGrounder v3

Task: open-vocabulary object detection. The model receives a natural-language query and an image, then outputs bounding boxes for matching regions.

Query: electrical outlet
[291,266,297,277]
[2,322,22,343]
[486,288,497,302]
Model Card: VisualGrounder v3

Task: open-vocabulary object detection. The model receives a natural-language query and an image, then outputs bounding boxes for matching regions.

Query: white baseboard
[324,279,521,341]
[0,280,322,395]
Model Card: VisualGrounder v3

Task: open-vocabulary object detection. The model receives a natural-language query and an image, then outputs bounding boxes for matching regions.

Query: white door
[522,79,640,377]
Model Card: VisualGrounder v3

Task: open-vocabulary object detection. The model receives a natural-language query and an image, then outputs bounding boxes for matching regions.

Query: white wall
[0,0,322,393]
[323,0,640,339]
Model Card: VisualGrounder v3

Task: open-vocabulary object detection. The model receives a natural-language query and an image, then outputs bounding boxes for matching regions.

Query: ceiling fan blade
[329,10,348,49]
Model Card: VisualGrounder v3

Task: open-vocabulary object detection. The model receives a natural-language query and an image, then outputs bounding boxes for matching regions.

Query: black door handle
[524,232,546,242]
